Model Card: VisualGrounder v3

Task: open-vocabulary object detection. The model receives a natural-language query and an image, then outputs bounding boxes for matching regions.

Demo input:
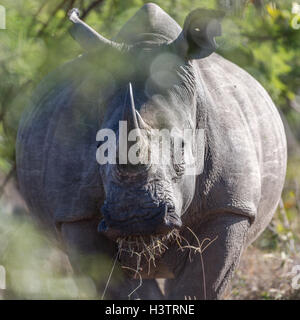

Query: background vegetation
[0,0,300,299]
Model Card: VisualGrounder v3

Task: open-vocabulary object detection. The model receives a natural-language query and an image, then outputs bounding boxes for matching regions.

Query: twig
[37,0,70,37]
[56,0,76,29]
[81,0,105,20]
[122,266,143,300]
[101,251,119,300]
[184,226,218,300]
[27,0,49,36]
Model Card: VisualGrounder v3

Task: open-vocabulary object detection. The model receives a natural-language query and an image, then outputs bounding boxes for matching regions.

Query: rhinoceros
[16,3,287,299]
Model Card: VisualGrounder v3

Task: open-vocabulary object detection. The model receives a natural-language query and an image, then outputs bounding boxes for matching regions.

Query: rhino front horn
[124,83,149,131]
[68,8,124,52]
[122,83,140,133]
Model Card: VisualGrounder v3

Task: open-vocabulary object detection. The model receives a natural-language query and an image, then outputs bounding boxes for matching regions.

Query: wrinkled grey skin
[16,4,287,299]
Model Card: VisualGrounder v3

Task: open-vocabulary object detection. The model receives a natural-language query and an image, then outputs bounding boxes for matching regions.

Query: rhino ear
[175,9,225,59]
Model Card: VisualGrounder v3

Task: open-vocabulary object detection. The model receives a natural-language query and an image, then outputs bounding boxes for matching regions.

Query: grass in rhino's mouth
[101,227,219,299]
[116,229,181,275]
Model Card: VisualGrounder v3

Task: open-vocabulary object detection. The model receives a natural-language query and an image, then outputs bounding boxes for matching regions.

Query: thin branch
[81,0,105,20]
[56,0,76,30]
[27,0,49,36]
[37,0,70,37]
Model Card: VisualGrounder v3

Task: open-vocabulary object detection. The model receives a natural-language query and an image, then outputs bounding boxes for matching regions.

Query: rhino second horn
[68,8,123,51]
[127,83,150,131]
[136,110,149,131]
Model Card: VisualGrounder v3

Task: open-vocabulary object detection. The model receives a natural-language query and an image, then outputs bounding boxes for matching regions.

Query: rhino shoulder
[16,54,109,229]
[194,53,286,223]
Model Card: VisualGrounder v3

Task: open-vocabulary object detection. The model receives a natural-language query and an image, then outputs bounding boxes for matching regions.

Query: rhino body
[16,4,287,299]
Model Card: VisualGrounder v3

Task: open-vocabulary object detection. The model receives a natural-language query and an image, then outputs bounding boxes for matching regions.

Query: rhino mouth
[98,207,183,276]
[116,229,180,277]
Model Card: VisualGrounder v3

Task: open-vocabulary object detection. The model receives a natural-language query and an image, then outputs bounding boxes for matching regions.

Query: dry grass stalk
[102,226,218,300]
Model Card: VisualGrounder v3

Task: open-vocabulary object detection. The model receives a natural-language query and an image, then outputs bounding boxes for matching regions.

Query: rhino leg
[60,219,163,299]
[164,213,250,300]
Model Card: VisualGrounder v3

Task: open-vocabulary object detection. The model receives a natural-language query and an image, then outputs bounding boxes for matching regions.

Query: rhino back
[192,53,287,243]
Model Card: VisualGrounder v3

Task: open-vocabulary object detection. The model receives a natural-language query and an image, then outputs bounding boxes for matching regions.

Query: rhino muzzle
[98,202,182,241]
